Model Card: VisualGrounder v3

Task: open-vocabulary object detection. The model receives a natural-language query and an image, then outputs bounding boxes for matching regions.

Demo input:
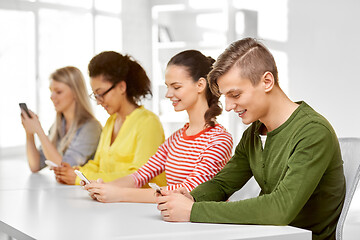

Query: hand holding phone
[149,183,162,195]
[74,170,90,185]
[45,160,59,168]
[19,103,32,118]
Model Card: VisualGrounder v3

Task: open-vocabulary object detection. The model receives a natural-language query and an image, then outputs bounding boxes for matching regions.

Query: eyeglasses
[89,83,116,102]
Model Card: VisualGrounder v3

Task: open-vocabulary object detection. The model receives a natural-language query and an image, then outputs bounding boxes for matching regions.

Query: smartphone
[19,103,32,118]
[74,170,91,185]
[148,183,162,195]
[45,160,59,168]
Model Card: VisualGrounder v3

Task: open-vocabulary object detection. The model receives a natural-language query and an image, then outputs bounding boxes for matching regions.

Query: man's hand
[155,188,194,222]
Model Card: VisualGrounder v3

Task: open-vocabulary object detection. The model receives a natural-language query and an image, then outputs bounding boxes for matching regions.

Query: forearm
[26,134,41,173]
[191,188,297,225]
[110,175,136,188]
[120,188,158,203]
[190,157,253,202]
[191,180,230,202]
[76,170,134,185]
[190,197,283,225]
[87,181,158,203]
[36,128,62,165]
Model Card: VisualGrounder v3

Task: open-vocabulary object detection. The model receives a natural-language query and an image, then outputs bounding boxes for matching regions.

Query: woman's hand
[84,180,124,203]
[21,110,43,135]
[53,162,77,185]
[81,179,102,200]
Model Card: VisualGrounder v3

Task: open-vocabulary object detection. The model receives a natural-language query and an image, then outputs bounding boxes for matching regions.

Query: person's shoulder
[297,101,335,133]
[206,124,233,142]
[132,107,164,135]
[83,118,102,129]
[166,123,188,141]
[208,124,231,135]
[135,106,161,122]
[75,118,102,136]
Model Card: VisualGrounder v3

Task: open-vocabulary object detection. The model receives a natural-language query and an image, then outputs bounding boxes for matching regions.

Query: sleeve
[76,157,101,184]
[131,137,170,187]
[38,126,53,170]
[78,114,165,183]
[167,131,233,192]
[76,137,103,183]
[190,123,337,225]
[62,120,102,166]
[127,115,165,174]
[38,147,47,170]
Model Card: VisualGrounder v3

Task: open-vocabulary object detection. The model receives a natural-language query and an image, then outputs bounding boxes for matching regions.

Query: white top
[260,134,267,149]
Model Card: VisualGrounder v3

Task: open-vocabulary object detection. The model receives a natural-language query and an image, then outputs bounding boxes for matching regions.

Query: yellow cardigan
[75,106,166,186]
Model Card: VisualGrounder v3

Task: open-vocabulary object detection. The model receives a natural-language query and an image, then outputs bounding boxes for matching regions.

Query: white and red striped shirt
[131,123,233,192]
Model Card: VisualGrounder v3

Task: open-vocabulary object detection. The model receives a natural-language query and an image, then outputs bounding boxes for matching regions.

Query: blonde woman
[21,66,102,173]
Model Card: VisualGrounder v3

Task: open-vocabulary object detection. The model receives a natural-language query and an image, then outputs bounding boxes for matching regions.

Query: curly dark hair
[88,51,152,105]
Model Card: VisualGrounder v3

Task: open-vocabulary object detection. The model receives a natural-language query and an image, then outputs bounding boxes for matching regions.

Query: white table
[0,157,312,240]
[0,157,67,191]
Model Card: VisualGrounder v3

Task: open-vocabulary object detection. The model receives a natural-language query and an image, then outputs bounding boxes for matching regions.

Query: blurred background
[1,0,360,157]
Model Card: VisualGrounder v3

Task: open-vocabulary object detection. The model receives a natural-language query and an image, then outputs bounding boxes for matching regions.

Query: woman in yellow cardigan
[53,51,166,186]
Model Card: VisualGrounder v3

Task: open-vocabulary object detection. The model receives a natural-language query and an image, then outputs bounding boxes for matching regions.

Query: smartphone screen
[19,103,32,118]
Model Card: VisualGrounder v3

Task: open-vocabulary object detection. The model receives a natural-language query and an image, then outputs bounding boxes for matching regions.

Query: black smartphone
[19,103,32,118]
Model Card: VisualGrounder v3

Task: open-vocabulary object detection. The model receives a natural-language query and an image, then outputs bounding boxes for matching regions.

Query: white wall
[127,0,360,138]
[122,0,153,110]
[287,0,360,138]
[122,0,152,73]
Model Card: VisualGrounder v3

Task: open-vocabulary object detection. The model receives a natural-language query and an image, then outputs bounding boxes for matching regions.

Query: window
[0,10,35,149]
[0,0,122,155]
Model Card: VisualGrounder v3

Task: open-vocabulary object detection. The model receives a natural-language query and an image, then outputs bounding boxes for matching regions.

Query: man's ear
[262,72,275,93]
[197,77,207,93]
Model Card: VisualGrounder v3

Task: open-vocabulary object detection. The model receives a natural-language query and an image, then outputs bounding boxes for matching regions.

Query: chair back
[336,137,360,240]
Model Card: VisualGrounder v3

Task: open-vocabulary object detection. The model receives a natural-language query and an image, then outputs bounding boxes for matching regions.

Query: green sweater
[190,102,345,240]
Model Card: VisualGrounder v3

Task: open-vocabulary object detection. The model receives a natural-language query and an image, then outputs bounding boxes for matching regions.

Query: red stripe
[131,124,233,190]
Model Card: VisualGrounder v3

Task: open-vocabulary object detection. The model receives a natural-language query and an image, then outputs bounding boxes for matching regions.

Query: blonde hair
[48,66,97,154]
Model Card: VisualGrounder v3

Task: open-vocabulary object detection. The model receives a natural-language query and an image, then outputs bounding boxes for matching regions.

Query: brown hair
[208,37,279,96]
[88,51,152,105]
[167,50,222,127]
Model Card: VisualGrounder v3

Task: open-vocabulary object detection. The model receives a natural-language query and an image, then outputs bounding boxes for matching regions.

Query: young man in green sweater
[156,37,345,240]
